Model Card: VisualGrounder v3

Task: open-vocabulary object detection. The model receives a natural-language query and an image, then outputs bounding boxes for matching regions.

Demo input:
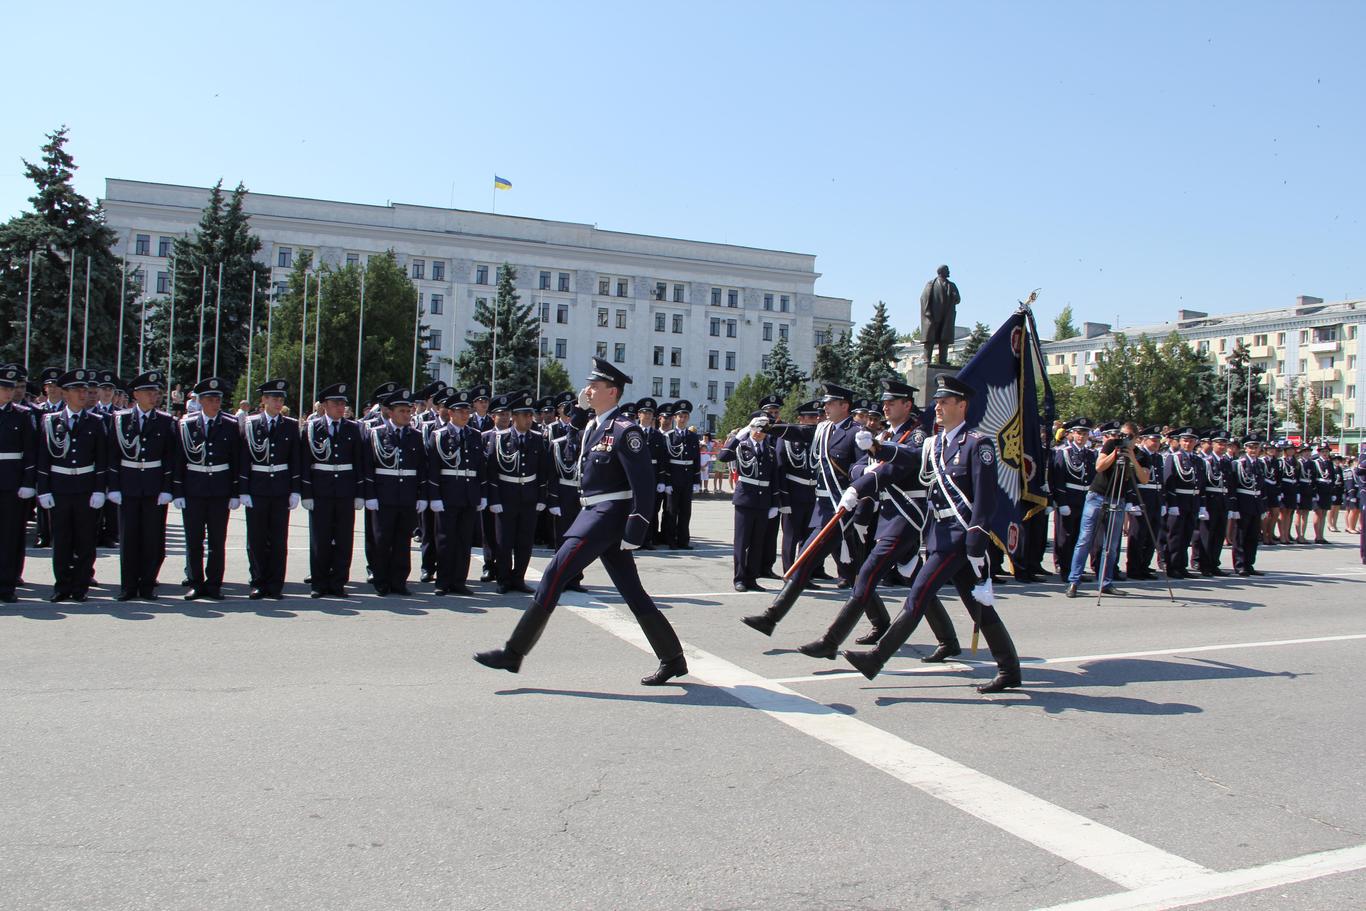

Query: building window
[412,260,425,280]
[616,279,628,298]
[430,294,443,315]
[655,313,666,332]
[1253,333,1268,346]
[653,377,664,397]
[707,381,718,402]
[616,309,627,329]
[727,290,738,308]
[598,277,611,295]
[780,295,790,312]
[673,284,684,303]
[725,351,736,371]
[614,343,626,363]
[672,314,684,334]
[476,265,489,285]
[670,348,682,367]
[710,318,721,337]
[815,329,830,346]
[726,320,737,338]
[669,378,681,397]
[273,281,288,297]
[764,294,774,311]
[763,322,773,341]
[156,271,170,294]
[134,234,150,256]
[157,236,172,258]
[596,341,608,359]
[428,329,442,351]
[540,302,550,322]
[432,261,444,281]
[557,303,569,324]
[558,272,570,292]
[724,382,735,400]
[655,282,667,301]
[1347,325,1357,340]
[654,346,665,366]
[539,271,551,290]
[708,350,719,370]
[779,323,789,342]
[539,337,549,357]
[1348,384,1356,398]
[555,338,567,359]
[711,287,722,307]
[1276,332,1285,344]
[596,308,609,328]
[762,355,771,371]
[277,247,292,268]
[346,253,360,267]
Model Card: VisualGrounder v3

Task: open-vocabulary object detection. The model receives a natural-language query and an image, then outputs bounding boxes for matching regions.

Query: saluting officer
[0,364,37,603]
[474,357,688,687]
[842,374,1022,694]
[302,383,368,598]
[716,411,780,592]
[664,400,702,548]
[239,379,302,600]
[426,388,486,596]
[107,371,175,601]
[485,392,552,594]
[36,369,108,603]
[363,387,429,596]
[174,377,241,601]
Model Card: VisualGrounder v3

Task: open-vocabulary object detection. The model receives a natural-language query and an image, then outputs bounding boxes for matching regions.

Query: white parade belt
[738,476,770,487]
[440,468,478,477]
[1204,485,1226,493]
[934,506,963,519]
[1172,487,1196,495]
[312,463,353,472]
[581,490,631,506]
[880,489,927,500]
[1237,488,1259,496]
[375,468,417,477]
[1136,482,1159,490]
[186,463,230,473]
[784,473,816,486]
[0,452,22,461]
[1064,482,1089,491]
[50,464,95,475]
[669,459,693,466]
[121,459,162,468]
[250,464,290,473]
[558,478,580,487]
[498,473,536,484]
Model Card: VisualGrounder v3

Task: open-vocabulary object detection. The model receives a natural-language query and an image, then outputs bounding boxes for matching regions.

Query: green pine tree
[762,334,807,400]
[1053,304,1080,340]
[957,321,992,364]
[851,301,900,395]
[453,263,539,394]
[720,373,775,437]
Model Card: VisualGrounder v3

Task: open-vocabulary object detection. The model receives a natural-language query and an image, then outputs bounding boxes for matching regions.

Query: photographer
[1066,421,1149,598]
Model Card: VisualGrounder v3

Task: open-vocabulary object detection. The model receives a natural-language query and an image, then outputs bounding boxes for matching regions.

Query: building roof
[1042,296,1366,349]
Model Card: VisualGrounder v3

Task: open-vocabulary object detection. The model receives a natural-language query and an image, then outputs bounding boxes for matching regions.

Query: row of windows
[134,234,174,258]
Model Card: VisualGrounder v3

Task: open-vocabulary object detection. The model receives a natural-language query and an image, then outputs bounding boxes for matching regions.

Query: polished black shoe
[1210,568,1229,577]
[310,590,326,599]
[977,672,1022,694]
[479,568,495,582]
[1236,570,1252,577]
[511,582,534,594]
[48,591,70,603]
[393,585,412,596]
[1100,585,1126,596]
[744,582,767,592]
[69,592,88,603]
[1065,583,1079,598]
[421,570,435,583]
[0,591,17,604]
[180,577,193,587]
[139,587,157,599]
[203,589,225,601]
[249,589,266,600]
[373,584,391,596]
[921,643,963,663]
[330,586,351,599]
[184,588,202,601]
[797,640,838,659]
[473,648,522,673]
[835,578,853,589]
[1248,569,1265,576]
[33,538,50,548]
[761,571,783,580]
[841,649,883,681]
[496,583,510,594]
[853,626,886,646]
[741,614,776,636]
[641,655,688,686]
[116,590,137,602]
[449,585,475,596]
[433,587,448,596]
[564,583,588,594]
[734,582,748,592]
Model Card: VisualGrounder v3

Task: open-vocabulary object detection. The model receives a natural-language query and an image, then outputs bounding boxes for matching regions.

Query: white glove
[430,499,445,513]
[767,507,779,519]
[38,493,54,509]
[173,497,185,510]
[621,539,640,551]
[302,498,314,511]
[1126,503,1140,514]
[665,486,673,495]
[577,386,592,410]
[288,493,301,509]
[736,426,751,440]
[1059,505,1071,516]
[1161,505,1168,517]
[239,494,253,509]
[17,486,35,499]
[229,497,241,510]
[108,491,123,505]
[656,483,665,493]
[1198,507,1210,521]
[478,497,487,511]
[365,498,379,511]
[967,554,987,580]
[838,487,860,512]
[535,502,545,512]
[971,578,995,607]
[692,484,700,494]
[416,499,428,513]
[1229,511,1239,520]
[549,506,561,516]
[1168,506,1178,516]
[354,498,364,510]
[89,492,106,509]
[779,506,792,514]
[157,492,172,506]
[855,429,874,451]
[490,503,503,514]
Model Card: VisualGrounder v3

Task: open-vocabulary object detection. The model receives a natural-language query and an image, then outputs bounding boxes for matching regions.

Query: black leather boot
[742,576,805,636]
[798,596,865,659]
[920,595,961,662]
[852,591,890,644]
[473,603,552,673]
[637,610,687,686]
[975,611,1022,693]
[842,606,923,680]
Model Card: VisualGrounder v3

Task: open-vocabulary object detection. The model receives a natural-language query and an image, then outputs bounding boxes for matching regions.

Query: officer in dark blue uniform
[174,377,241,600]
[1123,426,1165,580]
[1230,436,1266,576]
[651,401,674,545]
[239,379,301,599]
[776,400,820,572]
[468,386,493,433]
[796,379,962,661]
[107,370,175,601]
[302,383,369,598]
[414,381,448,580]
[717,411,780,591]
[477,394,512,582]
[547,392,576,441]
[631,398,666,549]
[31,368,65,549]
[843,374,1022,694]
[1162,428,1205,578]
[36,369,108,602]
[1050,417,1096,575]
[547,396,591,593]
[0,364,37,602]
[1195,431,1233,575]
[93,370,121,547]
[741,383,862,637]
[364,387,429,595]
[1355,453,1366,564]
[756,394,785,576]
[426,388,486,596]
[664,400,701,548]
[361,381,399,583]
[485,391,551,594]
[475,357,688,687]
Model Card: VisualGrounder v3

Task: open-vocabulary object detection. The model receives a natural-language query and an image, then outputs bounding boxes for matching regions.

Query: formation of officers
[0,361,707,607]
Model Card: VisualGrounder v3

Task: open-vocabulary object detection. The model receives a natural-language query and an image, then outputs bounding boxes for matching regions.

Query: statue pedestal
[910,363,957,410]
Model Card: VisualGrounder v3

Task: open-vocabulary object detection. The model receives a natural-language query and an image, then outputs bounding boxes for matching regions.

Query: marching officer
[1050,417,1095,575]
[0,364,37,603]
[364,387,428,595]
[174,377,241,600]
[485,392,551,594]
[842,374,1022,694]
[239,379,302,599]
[1230,436,1266,576]
[107,370,175,601]
[36,369,108,603]
[664,400,701,548]
[474,357,688,687]
[426,388,486,596]
[302,383,368,598]
[776,400,820,572]
[1161,427,1205,578]
[716,411,780,592]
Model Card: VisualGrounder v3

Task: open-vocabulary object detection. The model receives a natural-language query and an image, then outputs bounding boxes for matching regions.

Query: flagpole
[117,258,129,377]
[299,270,309,417]
[196,264,208,381]
[137,268,148,373]
[245,271,257,397]
[81,256,92,368]
[167,258,177,385]
[212,261,224,376]
[355,269,365,407]
[312,268,322,406]
[1245,357,1253,437]
[490,284,499,395]
[410,288,421,390]
[64,250,75,370]
[264,276,274,380]
[535,291,543,399]
[23,250,34,370]
[1266,374,1273,438]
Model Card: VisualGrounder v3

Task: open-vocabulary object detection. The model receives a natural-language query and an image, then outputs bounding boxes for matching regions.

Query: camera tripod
[1094,444,1176,605]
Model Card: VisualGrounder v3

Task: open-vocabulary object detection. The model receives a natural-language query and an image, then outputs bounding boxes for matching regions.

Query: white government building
[101,179,853,434]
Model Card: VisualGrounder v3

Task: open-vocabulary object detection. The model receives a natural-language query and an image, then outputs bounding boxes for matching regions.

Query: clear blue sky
[4,1,1363,336]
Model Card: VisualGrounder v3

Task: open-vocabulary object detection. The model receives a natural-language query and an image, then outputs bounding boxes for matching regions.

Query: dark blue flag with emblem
[945,301,1055,568]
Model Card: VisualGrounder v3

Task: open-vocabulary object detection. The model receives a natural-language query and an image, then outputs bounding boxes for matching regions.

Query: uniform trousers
[832,528,957,646]
[1053,498,1084,572]
[495,504,539,586]
[435,506,477,588]
[183,497,230,591]
[1196,501,1229,571]
[0,490,27,597]
[49,496,98,598]
[1163,503,1197,574]
[118,496,168,595]
[371,504,417,590]
[419,509,440,575]
[667,486,693,546]
[245,495,290,595]
[309,497,356,593]
[1231,510,1262,573]
[553,495,584,587]
[732,506,769,586]
[781,499,815,571]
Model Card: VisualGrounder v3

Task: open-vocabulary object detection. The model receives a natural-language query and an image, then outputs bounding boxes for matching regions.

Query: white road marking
[560,598,1211,890]
[1031,842,1366,910]
[768,633,1366,686]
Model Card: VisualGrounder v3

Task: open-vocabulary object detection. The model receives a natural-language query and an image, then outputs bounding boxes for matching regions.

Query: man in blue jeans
[1066,421,1150,598]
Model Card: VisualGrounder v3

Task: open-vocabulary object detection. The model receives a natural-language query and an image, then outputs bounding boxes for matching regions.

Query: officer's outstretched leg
[948,564,1021,692]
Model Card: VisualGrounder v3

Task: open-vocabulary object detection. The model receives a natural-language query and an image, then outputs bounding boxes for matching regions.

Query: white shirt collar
[593,405,619,425]
[940,421,965,442]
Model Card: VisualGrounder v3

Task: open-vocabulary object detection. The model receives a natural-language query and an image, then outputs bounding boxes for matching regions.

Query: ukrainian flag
[493,176,512,190]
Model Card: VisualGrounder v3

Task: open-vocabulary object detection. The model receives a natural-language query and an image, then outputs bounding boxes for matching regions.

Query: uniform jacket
[1050,443,1096,506]
[484,428,551,509]
[922,424,996,558]
[426,422,486,509]
[663,426,701,489]
[301,416,369,500]
[238,413,302,498]
[366,422,428,507]
[567,406,656,547]
[849,420,930,535]
[0,401,37,491]
[36,407,108,496]
[107,407,175,498]
[173,411,241,499]
[717,431,779,511]
[1162,449,1207,509]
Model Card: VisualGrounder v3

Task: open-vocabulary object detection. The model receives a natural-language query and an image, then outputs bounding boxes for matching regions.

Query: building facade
[101,179,853,433]
[1039,296,1366,444]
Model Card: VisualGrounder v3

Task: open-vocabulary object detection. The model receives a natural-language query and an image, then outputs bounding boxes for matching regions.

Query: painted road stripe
[561,597,1211,890]
[1031,842,1366,911]
[769,633,1366,686]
